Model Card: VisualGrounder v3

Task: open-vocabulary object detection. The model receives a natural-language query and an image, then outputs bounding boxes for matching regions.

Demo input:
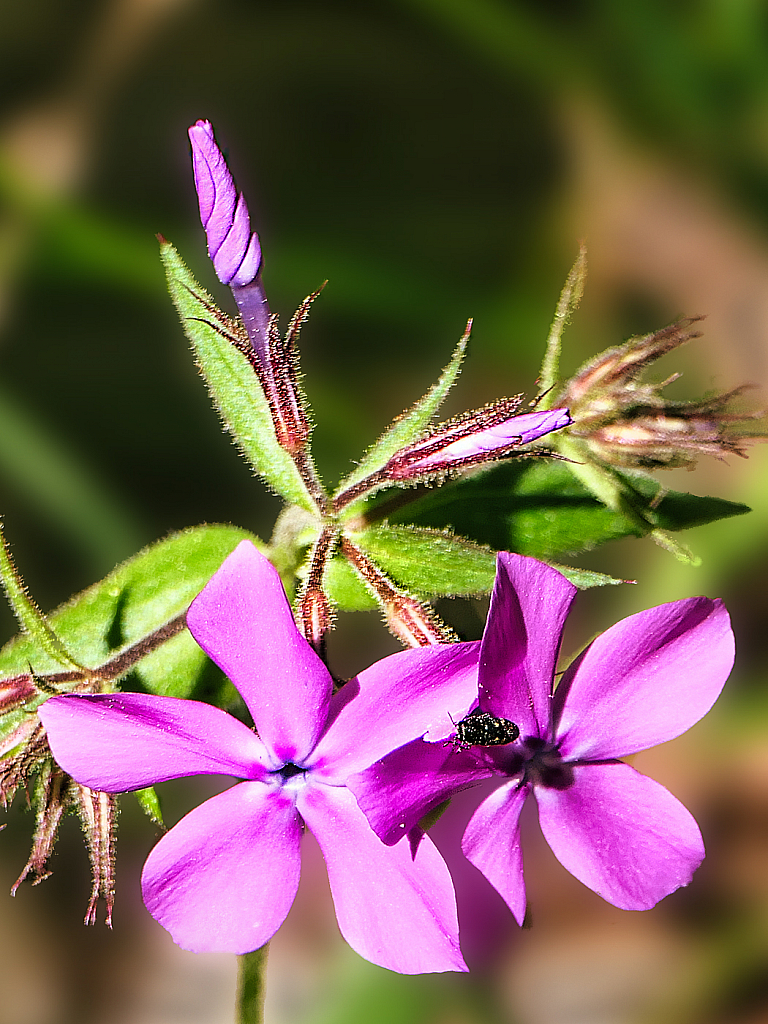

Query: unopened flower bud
[385,403,572,480]
[188,120,262,287]
[188,120,314,464]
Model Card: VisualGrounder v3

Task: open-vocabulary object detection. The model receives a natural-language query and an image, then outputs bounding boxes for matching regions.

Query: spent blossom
[350,553,734,919]
[40,540,478,973]
[557,317,762,470]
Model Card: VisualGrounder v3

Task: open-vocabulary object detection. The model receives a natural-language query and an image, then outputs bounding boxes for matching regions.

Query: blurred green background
[2,1,768,1022]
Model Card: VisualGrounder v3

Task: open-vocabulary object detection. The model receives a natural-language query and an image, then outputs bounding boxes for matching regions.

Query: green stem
[236,946,269,1024]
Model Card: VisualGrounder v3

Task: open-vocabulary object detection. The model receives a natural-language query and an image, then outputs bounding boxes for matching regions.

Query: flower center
[276,762,307,780]
[520,737,574,790]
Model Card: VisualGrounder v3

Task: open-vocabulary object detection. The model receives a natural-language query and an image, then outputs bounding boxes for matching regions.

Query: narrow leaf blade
[161,242,316,511]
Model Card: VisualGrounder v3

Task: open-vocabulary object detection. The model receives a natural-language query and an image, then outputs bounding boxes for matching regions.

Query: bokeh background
[2,1,768,1021]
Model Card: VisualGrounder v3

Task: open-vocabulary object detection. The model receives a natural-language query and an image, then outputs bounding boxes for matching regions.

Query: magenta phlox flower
[40,541,478,973]
[349,553,734,920]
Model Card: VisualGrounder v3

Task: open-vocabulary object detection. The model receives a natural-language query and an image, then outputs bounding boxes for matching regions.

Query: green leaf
[134,786,163,827]
[161,242,317,512]
[379,460,750,560]
[351,525,496,596]
[334,326,469,501]
[549,564,624,588]
[0,525,263,697]
[324,554,377,611]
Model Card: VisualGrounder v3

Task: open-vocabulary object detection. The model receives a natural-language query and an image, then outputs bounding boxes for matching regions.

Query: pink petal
[307,641,480,780]
[186,541,332,763]
[297,782,467,974]
[535,762,704,910]
[142,781,302,953]
[554,597,734,761]
[479,553,576,739]
[348,737,493,844]
[40,693,270,790]
[461,780,529,925]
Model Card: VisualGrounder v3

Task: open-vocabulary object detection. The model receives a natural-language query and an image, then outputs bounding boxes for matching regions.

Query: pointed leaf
[161,242,316,512]
[378,460,749,560]
[538,245,587,401]
[334,327,469,498]
[135,786,164,827]
[0,525,263,697]
[0,524,82,671]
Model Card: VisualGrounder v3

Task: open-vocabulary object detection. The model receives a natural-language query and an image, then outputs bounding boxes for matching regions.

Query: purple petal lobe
[462,781,529,925]
[554,597,734,761]
[187,541,333,763]
[212,193,252,284]
[143,781,302,953]
[535,762,704,910]
[188,121,237,254]
[306,642,480,780]
[479,553,576,739]
[40,693,270,791]
[232,232,263,288]
[298,782,466,973]
[188,120,261,286]
[349,738,493,844]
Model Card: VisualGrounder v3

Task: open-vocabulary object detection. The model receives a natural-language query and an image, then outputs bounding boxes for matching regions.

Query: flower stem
[236,946,269,1024]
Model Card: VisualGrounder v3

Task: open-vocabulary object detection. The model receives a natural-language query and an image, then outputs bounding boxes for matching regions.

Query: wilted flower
[350,553,734,919]
[557,317,761,470]
[41,540,472,973]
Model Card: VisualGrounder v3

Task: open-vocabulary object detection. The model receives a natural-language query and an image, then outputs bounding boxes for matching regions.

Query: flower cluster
[42,542,734,972]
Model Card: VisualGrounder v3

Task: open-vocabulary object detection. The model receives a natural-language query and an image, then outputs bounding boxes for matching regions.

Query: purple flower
[349,553,734,920]
[39,541,473,973]
[188,120,262,287]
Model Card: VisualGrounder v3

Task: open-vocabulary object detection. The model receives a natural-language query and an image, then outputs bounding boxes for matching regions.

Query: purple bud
[386,405,572,480]
[188,120,262,287]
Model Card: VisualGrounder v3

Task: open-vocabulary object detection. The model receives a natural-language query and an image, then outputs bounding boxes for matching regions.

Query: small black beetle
[448,708,520,752]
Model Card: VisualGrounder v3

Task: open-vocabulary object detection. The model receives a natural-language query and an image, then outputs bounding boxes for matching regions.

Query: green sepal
[135,786,163,827]
[377,459,750,560]
[0,525,263,696]
[334,327,469,504]
[161,242,317,512]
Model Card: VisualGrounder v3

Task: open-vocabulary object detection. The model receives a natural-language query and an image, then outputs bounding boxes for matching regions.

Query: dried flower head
[558,317,763,470]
